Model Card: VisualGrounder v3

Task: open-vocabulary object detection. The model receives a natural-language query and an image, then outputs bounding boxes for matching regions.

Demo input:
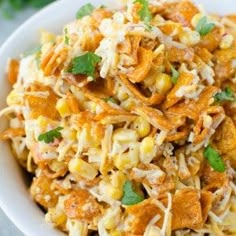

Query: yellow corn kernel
[56,98,71,118]
[45,208,66,226]
[117,87,129,101]
[140,136,155,163]
[114,152,138,170]
[191,13,204,28]
[113,128,138,143]
[84,101,97,113]
[49,160,66,173]
[179,30,201,46]
[6,90,22,106]
[37,116,51,130]
[220,34,234,49]
[108,185,123,200]
[110,231,123,236]
[133,117,151,138]
[140,137,155,154]
[104,217,117,230]
[111,171,126,188]
[40,30,56,44]
[121,98,136,111]
[68,158,98,180]
[62,128,77,141]
[155,73,172,95]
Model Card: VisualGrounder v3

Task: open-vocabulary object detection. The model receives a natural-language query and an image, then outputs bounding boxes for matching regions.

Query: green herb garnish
[121,181,144,205]
[64,28,69,45]
[38,127,63,144]
[0,0,55,19]
[203,145,225,173]
[134,0,152,24]
[170,66,179,84]
[214,87,234,103]
[76,3,95,19]
[103,97,117,104]
[69,52,101,78]
[195,16,215,36]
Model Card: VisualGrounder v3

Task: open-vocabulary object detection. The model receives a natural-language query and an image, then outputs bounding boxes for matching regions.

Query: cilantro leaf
[170,66,179,84]
[195,16,215,36]
[38,127,63,144]
[29,0,55,8]
[69,52,101,78]
[134,0,152,24]
[64,28,69,45]
[203,145,225,173]
[214,87,234,103]
[103,97,117,104]
[121,181,144,205]
[76,3,95,19]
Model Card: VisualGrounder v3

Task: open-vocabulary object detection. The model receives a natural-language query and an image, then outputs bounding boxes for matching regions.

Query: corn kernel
[6,90,22,106]
[62,129,77,141]
[117,87,129,101]
[133,117,151,138]
[191,13,204,28]
[110,231,123,236]
[113,128,138,143]
[104,217,117,230]
[56,98,71,117]
[84,101,97,113]
[155,73,172,95]
[68,158,98,180]
[45,208,66,226]
[49,160,66,173]
[114,152,138,170]
[121,98,136,111]
[111,171,126,188]
[179,30,201,46]
[108,185,123,200]
[40,30,56,44]
[220,34,234,49]
[37,116,51,130]
[140,137,155,163]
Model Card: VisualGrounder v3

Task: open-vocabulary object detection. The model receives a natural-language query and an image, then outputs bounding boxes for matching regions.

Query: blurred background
[0,1,55,235]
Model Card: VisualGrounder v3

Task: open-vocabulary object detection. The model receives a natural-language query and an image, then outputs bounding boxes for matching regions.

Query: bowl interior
[0,0,236,235]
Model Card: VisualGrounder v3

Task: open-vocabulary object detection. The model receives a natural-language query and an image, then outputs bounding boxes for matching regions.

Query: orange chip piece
[164,72,194,109]
[127,47,153,83]
[64,189,101,222]
[126,198,166,234]
[164,0,199,27]
[172,189,203,230]
[213,116,236,154]
[30,175,58,209]
[7,59,19,85]
[25,84,59,120]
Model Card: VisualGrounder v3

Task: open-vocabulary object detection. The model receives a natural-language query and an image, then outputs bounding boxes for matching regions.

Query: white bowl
[0,0,236,235]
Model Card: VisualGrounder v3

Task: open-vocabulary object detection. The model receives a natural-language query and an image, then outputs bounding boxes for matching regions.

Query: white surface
[0,1,236,236]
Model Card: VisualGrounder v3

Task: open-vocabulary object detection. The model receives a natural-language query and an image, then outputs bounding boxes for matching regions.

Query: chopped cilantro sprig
[170,66,179,84]
[38,127,63,144]
[134,0,152,25]
[195,16,215,36]
[203,145,225,173]
[0,0,55,19]
[214,87,235,103]
[68,52,101,78]
[76,3,95,19]
[121,181,144,205]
